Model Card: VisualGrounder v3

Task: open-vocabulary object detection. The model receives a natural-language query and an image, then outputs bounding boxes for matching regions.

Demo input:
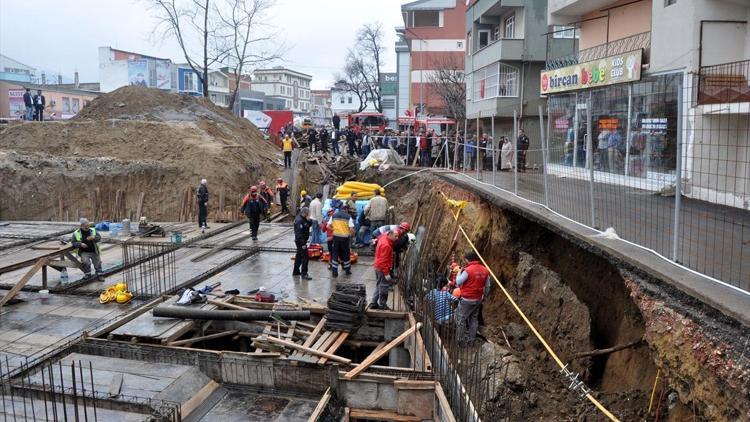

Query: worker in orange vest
[275,178,289,214]
[454,251,491,345]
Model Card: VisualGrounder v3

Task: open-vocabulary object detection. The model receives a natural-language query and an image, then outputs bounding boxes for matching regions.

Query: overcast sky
[0,0,405,89]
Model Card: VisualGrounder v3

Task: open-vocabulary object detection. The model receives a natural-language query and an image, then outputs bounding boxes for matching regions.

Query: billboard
[540,49,642,95]
[155,60,171,90]
[8,89,25,118]
[380,73,398,96]
[128,59,149,87]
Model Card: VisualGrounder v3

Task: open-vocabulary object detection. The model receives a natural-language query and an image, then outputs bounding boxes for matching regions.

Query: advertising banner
[8,89,25,118]
[128,59,149,87]
[155,60,171,90]
[540,49,642,95]
[244,110,272,129]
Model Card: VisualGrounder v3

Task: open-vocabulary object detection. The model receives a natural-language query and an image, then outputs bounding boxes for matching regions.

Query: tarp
[359,148,405,170]
[244,111,272,129]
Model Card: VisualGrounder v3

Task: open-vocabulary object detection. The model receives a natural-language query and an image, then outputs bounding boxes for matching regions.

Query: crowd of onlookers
[282,123,533,171]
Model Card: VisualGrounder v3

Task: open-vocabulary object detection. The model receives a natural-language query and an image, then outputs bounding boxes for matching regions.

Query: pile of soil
[0,86,281,221]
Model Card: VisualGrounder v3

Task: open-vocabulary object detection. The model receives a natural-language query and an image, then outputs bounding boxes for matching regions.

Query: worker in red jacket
[369,230,399,310]
[454,251,491,345]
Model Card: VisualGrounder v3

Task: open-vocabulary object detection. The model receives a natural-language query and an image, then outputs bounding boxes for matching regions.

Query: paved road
[453,167,750,291]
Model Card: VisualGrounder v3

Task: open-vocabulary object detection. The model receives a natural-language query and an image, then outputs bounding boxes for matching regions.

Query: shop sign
[598,118,619,130]
[540,49,642,95]
[554,117,569,130]
[641,118,667,130]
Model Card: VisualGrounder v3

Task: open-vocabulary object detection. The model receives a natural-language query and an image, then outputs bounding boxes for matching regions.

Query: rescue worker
[320,209,335,253]
[71,218,102,276]
[309,192,324,244]
[282,134,294,169]
[372,222,411,276]
[369,229,399,310]
[197,178,209,229]
[329,202,354,277]
[300,190,312,208]
[454,251,491,345]
[320,127,330,154]
[240,186,263,240]
[364,189,388,234]
[293,207,313,280]
[258,181,274,222]
[275,178,289,214]
[307,128,318,153]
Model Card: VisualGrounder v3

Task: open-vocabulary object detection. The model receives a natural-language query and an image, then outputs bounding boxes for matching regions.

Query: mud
[378,171,749,421]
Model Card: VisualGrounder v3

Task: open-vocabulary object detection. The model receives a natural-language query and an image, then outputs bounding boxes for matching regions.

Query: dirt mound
[0,86,281,221]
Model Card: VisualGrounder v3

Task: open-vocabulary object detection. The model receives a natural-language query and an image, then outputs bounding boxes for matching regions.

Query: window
[382,98,395,109]
[493,26,500,41]
[472,62,519,101]
[411,10,439,27]
[665,0,677,5]
[184,73,194,91]
[348,97,352,104]
[340,96,345,104]
[552,25,578,39]
[62,97,70,113]
[478,30,490,49]
[504,15,515,39]
[72,98,80,113]
[457,41,463,49]
[467,33,472,54]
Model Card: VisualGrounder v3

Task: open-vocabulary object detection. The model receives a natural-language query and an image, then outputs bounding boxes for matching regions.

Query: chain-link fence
[390,72,749,292]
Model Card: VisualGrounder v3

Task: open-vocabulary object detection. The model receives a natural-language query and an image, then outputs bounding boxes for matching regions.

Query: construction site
[1,86,749,421]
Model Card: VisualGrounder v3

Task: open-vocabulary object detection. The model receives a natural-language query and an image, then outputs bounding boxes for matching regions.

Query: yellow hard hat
[301,190,307,196]
[114,282,127,292]
[116,290,133,304]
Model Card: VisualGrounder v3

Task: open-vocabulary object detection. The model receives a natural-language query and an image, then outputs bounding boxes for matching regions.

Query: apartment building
[310,90,333,126]
[398,0,467,119]
[0,54,35,83]
[251,67,312,117]
[465,0,553,161]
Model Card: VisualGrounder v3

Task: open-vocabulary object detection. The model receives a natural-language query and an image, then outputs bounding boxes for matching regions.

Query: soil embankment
[0,86,280,221]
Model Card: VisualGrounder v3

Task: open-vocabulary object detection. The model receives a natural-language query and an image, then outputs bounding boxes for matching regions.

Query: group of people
[21,88,46,121]
[459,129,531,172]
[238,179,290,239]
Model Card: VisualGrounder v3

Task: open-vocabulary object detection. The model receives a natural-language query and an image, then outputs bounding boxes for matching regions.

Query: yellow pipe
[647,369,661,416]
[438,191,620,422]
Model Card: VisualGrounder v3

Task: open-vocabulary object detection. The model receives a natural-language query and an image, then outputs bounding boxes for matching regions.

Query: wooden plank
[207,299,248,311]
[408,313,432,372]
[318,331,349,364]
[435,383,457,422]
[0,258,47,308]
[263,336,351,364]
[393,380,435,390]
[343,323,421,380]
[180,380,219,418]
[307,387,331,422]
[349,409,420,421]
[167,330,238,346]
[136,192,145,220]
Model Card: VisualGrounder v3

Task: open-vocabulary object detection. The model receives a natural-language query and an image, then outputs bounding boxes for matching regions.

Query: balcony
[472,38,524,69]
[697,59,750,106]
[546,31,651,70]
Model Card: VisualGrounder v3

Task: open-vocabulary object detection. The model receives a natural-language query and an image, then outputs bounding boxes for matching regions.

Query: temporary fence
[388,72,749,293]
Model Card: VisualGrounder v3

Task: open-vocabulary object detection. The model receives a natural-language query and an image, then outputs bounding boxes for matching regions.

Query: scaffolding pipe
[153,306,311,321]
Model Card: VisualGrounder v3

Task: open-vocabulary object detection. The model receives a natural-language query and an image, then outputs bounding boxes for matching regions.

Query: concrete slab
[196,390,318,422]
[0,395,148,421]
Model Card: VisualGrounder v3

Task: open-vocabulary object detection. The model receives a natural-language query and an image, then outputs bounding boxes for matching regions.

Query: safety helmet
[301,190,307,196]
[114,282,127,292]
[250,185,258,192]
[115,290,133,304]
[407,233,416,244]
[399,222,411,232]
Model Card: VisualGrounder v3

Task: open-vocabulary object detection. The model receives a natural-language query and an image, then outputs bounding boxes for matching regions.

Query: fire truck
[348,112,387,134]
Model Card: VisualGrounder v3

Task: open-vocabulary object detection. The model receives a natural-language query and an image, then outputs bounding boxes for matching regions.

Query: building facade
[544,0,750,209]
[98,47,176,93]
[310,90,333,126]
[207,71,230,107]
[0,80,98,119]
[466,0,554,165]
[251,67,312,117]
[0,54,35,83]
[330,82,378,118]
[399,0,467,118]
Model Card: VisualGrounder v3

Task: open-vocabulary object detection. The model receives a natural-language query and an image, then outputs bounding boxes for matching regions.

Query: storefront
[542,49,680,184]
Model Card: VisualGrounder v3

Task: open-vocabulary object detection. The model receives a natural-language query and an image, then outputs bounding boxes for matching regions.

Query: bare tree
[333,54,370,113]
[428,56,466,123]
[337,23,386,112]
[147,0,227,97]
[216,0,284,110]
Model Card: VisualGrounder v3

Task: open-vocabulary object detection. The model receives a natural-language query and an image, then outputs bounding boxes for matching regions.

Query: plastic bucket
[39,289,50,304]
[171,231,183,245]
